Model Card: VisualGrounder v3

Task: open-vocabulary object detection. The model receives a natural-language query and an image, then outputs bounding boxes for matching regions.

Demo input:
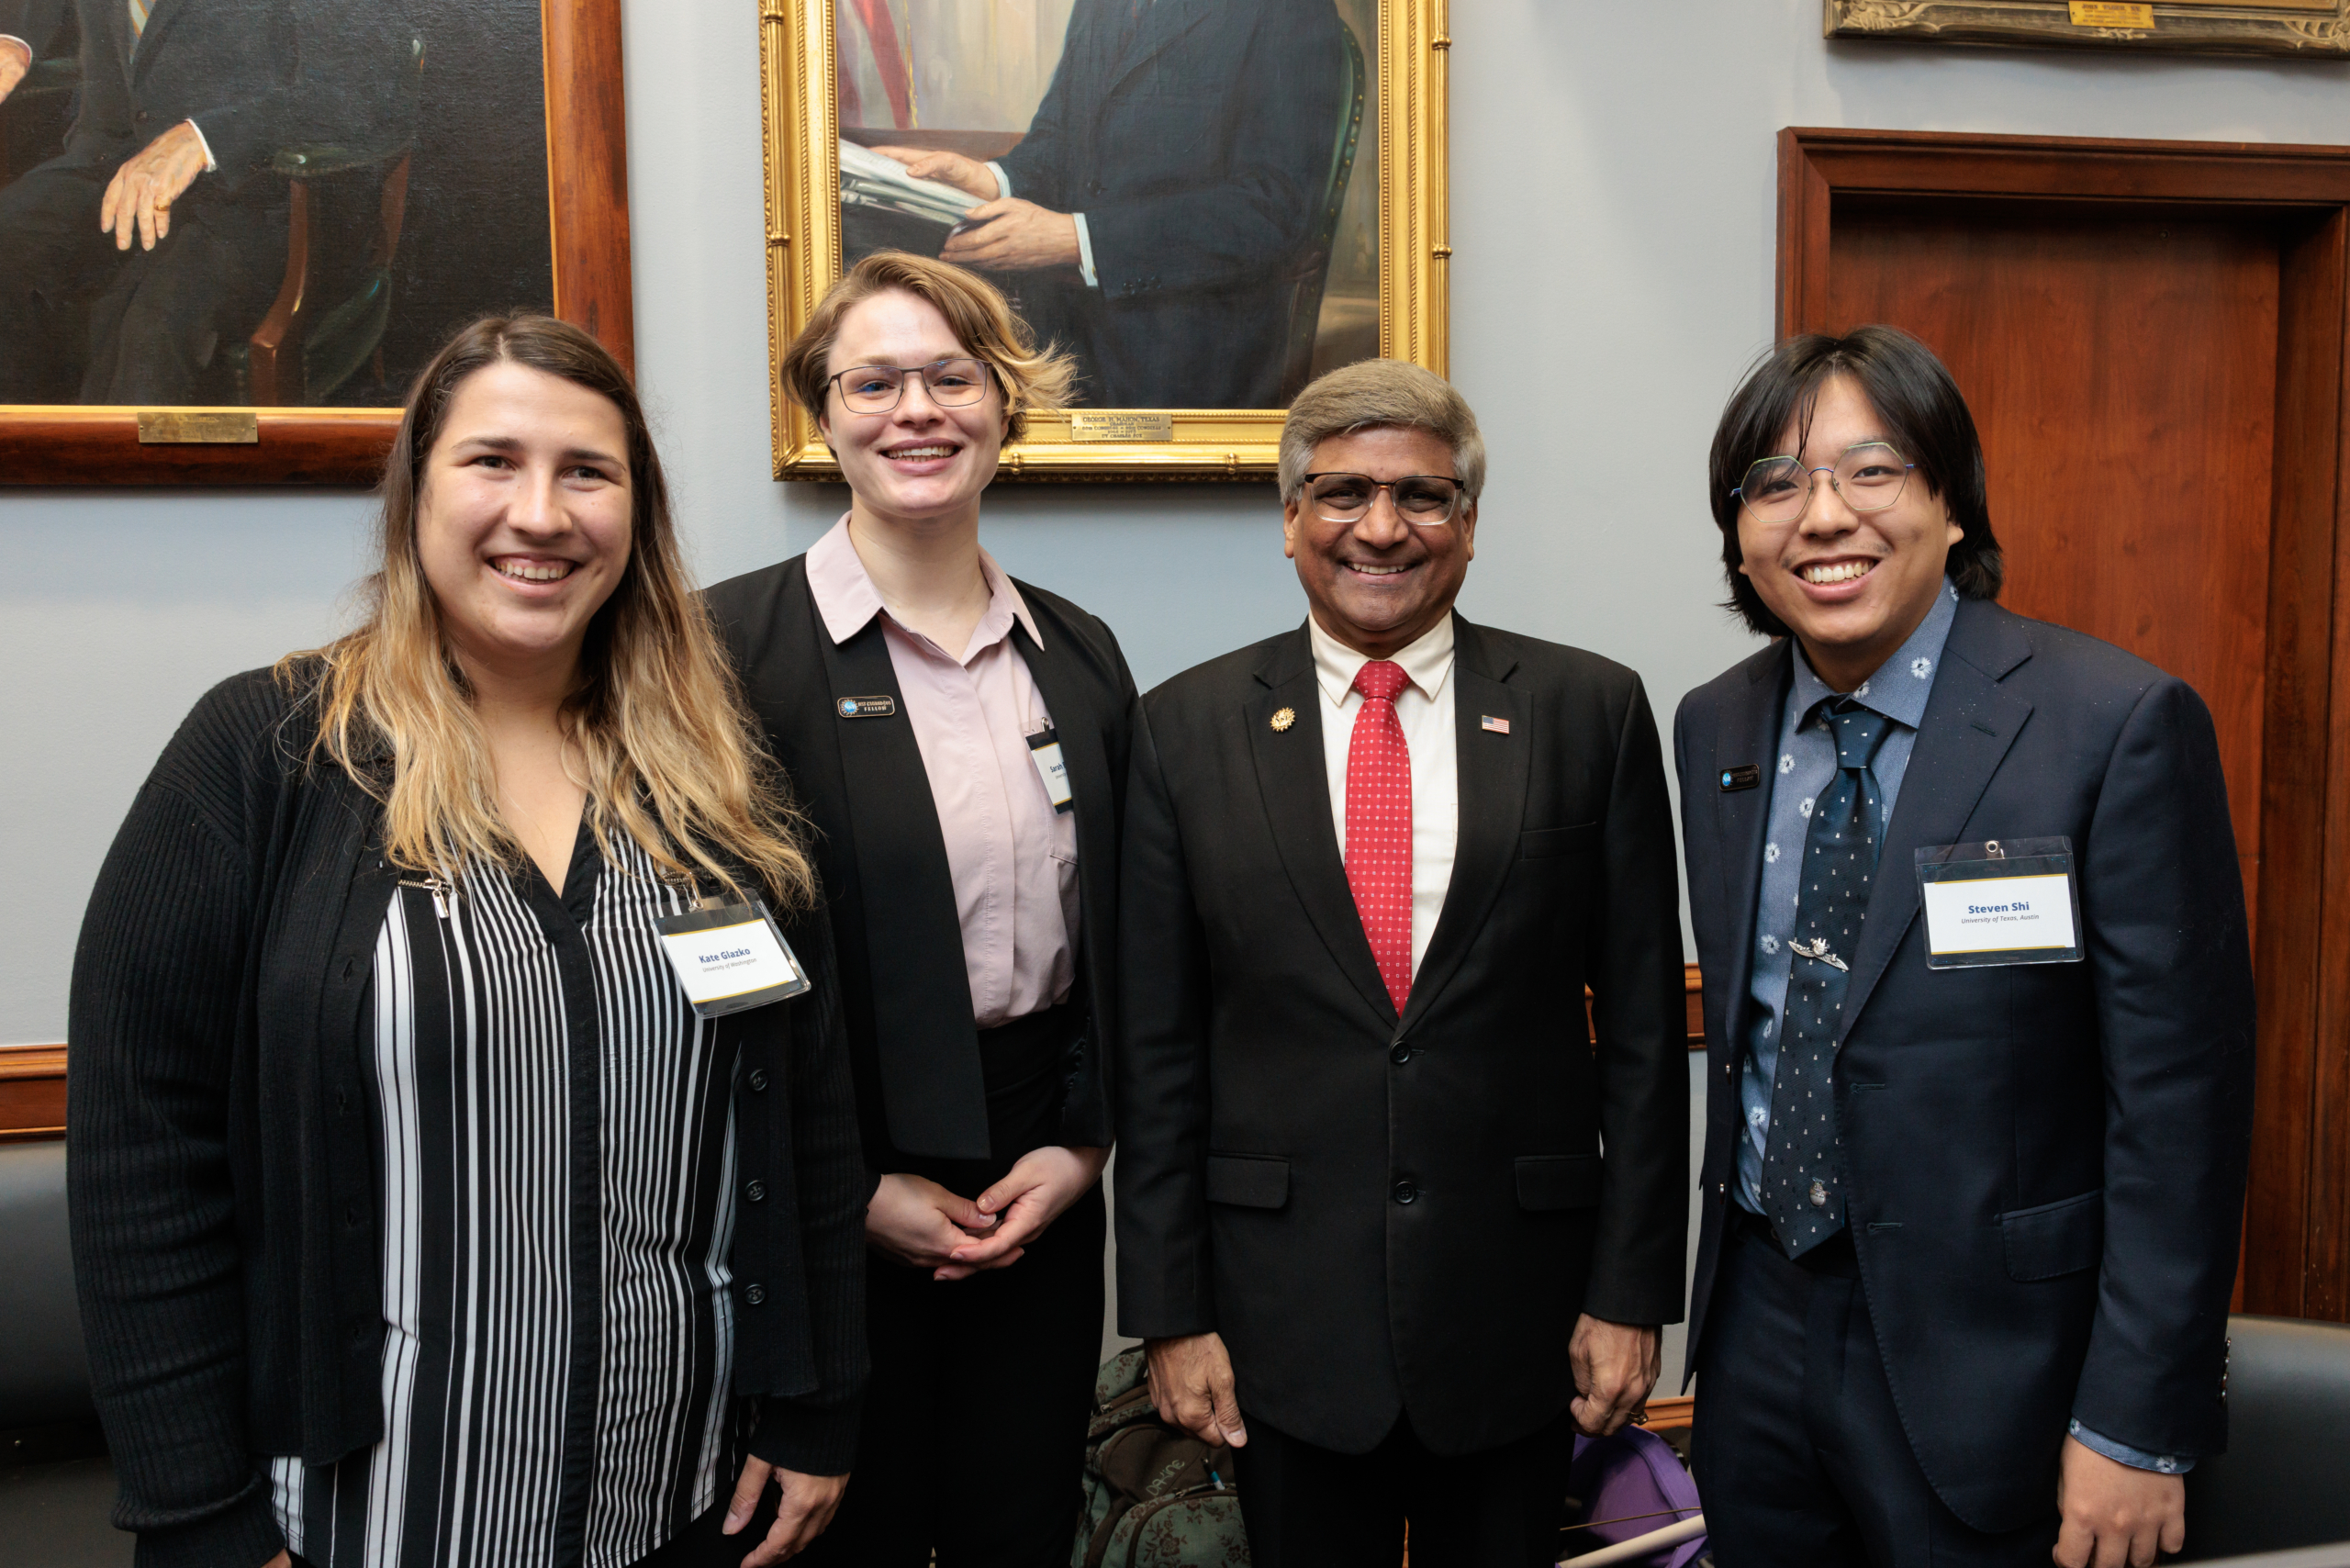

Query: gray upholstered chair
[0,1140,127,1567]
[2178,1316,2350,1562]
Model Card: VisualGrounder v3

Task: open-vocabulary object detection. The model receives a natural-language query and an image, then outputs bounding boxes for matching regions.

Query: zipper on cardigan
[399,878,452,919]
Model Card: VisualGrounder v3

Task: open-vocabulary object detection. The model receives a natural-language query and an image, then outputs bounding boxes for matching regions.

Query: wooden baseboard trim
[0,1045,66,1143]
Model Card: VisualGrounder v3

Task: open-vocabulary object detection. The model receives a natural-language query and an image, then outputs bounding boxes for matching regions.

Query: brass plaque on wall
[1068,412,1177,443]
[137,412,261,444]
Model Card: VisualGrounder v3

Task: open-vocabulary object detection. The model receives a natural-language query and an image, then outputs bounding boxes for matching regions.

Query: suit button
[744,1283,767,1305]
[744,1180,767,1203]
[135,110,150,122]
[1392,1180,1417,1205]
[1723,1061,1734,1081]
[1716,1182,1728,1197]
[1390,1044,1411,1065]
[747,1069,769,1092]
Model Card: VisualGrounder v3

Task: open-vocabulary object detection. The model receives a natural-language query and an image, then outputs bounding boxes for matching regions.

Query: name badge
[652,899,811,1017]
[1915,836,2083,969]
[1026,724,1075,814]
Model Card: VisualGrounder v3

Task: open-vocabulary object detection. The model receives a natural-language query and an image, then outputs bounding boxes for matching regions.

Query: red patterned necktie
[1346,659,1414,1014]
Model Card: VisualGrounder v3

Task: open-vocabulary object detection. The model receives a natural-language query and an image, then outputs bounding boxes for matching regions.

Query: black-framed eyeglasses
[829,357,996,414]
[1302,471,1465,525]
[1732,442,1915,523]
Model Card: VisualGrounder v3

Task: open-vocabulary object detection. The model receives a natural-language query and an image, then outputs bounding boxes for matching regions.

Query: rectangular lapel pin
[1481,715,1510,734]
[1719,763,1762,791]
[836,696,898,719]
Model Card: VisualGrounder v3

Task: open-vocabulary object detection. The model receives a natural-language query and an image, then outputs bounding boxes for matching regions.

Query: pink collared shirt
[805,517,1079,1028]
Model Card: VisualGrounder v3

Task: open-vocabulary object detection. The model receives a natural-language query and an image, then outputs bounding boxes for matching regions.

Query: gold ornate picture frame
[758,0,1450,481]
[1827,0,2350,56]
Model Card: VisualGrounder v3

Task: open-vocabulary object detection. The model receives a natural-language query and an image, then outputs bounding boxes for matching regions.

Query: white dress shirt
[1310,612,1460,977]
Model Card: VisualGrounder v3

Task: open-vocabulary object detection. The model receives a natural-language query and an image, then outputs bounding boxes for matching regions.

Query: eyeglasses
[1734,442,1915,523]
[1302,472,1465,525]
[829,357,995,414]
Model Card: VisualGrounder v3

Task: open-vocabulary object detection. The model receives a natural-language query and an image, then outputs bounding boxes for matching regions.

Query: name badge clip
[652,896,811,1017]
[1916,835,2082,970]
[1026,723,1075,814]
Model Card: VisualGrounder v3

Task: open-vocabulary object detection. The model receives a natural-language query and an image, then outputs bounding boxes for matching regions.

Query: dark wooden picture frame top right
[1780,127,2350,1322]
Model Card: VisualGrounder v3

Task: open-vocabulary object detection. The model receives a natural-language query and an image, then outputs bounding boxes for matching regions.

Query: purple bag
[1560,1425,1707,1567]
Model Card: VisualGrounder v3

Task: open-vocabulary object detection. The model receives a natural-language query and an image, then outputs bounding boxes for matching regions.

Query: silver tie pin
[1788,936,1848,971]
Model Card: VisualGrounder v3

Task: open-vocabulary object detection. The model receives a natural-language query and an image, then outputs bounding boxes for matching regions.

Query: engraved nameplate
[1068,411,1175,443]
[138,411,260,444]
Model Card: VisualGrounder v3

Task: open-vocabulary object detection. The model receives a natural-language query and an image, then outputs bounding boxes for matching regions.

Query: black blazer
[1115,615,1689,1458]
[994,0,1341,408]
[1674,598,2255,1533]
[59,0,413,196]
[704,554,1137,1169]
[67,668,868,1566]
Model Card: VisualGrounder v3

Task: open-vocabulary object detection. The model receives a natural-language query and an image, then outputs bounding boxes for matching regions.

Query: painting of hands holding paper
[836,0,1378,409]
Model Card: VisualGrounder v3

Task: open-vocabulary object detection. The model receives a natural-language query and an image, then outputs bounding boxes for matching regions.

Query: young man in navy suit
[1675,326,2255,1568]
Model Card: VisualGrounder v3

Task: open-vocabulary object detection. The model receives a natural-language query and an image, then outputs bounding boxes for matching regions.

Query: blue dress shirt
[1730,578,2185,1474]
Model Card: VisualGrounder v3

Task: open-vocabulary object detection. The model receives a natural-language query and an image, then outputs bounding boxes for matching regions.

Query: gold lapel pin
[1270,707,1296,733]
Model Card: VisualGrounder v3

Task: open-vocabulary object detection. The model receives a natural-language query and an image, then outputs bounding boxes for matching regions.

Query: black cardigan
[66,667,868,1568]
[702,556,1136,1170]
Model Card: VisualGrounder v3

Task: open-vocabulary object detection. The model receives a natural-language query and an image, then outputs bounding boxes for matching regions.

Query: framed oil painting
[760,0,1451,480]
[1826,0,2350,56]
[0,0,633,485]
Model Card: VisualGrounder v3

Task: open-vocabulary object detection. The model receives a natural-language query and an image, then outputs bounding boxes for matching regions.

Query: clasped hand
[864,1145,1107,1282]
[0,37,30,104]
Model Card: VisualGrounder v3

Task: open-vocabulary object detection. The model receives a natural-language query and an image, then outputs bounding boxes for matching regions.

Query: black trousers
[1692,1213,2061,1568]
[1233,1405,1580,1568]
[0,157,287,403]
[800,1004,1106,1568]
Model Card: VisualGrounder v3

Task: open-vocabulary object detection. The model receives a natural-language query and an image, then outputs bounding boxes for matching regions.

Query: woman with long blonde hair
[70,316,865,1568]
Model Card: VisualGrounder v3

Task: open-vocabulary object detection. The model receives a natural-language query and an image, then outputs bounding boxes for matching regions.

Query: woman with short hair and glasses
[69,315,867,1568]
[703,251,1137,1568]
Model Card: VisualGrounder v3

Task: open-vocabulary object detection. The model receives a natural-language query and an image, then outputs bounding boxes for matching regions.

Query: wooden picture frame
[758,0,1451,481]
[0,0,634,487]
[1826,0,2350,57]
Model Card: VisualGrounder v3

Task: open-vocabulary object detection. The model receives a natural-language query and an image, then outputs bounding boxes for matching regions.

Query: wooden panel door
[1826,209,2279,922]
[1780,129,2350,1321]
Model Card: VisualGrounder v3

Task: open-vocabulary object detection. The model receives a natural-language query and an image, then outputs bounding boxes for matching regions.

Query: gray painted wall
[4,0,2339,1372]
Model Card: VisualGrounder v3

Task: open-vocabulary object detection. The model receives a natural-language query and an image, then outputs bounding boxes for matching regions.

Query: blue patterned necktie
[1760,699,1891,1259]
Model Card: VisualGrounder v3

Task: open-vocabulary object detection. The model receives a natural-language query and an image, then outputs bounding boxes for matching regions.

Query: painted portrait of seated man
[0,0,414,404]
[846,0,1356,410]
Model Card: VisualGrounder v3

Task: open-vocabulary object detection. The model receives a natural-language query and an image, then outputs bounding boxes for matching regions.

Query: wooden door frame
[1777,127,2350,1321]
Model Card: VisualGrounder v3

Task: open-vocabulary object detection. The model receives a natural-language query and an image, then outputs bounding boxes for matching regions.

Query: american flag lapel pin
[1481,714,1510,734]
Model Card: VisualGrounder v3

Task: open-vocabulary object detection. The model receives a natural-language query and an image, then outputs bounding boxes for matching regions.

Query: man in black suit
[0,0,68,83]
[1675,326,2255,1567]
[0,0,410,402]
[1115,359,1690,1567]
[872,0,1344,408]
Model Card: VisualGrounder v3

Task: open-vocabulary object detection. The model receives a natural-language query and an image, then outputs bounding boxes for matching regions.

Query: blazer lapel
[1402,620,1528,1029]
[1705,645,1792,1049]
[1245,627,1394,1026]
[811,613,992,1159]
[1011,614,1113,963]
[1838,599,2035,1039]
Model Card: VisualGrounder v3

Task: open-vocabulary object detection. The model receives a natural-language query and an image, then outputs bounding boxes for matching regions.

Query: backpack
[1070,1348,1252,1568]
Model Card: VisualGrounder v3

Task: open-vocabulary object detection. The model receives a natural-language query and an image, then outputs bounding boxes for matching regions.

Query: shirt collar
[1309,610,1458,709]
[1789,576,1960,733]
[804,513,1042,658]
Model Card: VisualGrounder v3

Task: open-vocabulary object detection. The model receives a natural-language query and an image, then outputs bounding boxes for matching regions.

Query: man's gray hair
[1277,358,1486,507]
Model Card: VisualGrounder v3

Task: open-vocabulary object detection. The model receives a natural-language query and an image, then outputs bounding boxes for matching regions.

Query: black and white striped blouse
[273,829,743,1568]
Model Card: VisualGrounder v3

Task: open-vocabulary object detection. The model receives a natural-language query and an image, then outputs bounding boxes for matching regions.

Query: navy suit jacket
[996,0,1342,408]
[60,0,411,197]
[1674,597,2255,1532]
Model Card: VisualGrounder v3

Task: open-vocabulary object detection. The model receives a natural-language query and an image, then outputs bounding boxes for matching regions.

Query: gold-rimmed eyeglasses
[1733,442,1915,523]
[1302,471,1465,525]
[829,357,996,415]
